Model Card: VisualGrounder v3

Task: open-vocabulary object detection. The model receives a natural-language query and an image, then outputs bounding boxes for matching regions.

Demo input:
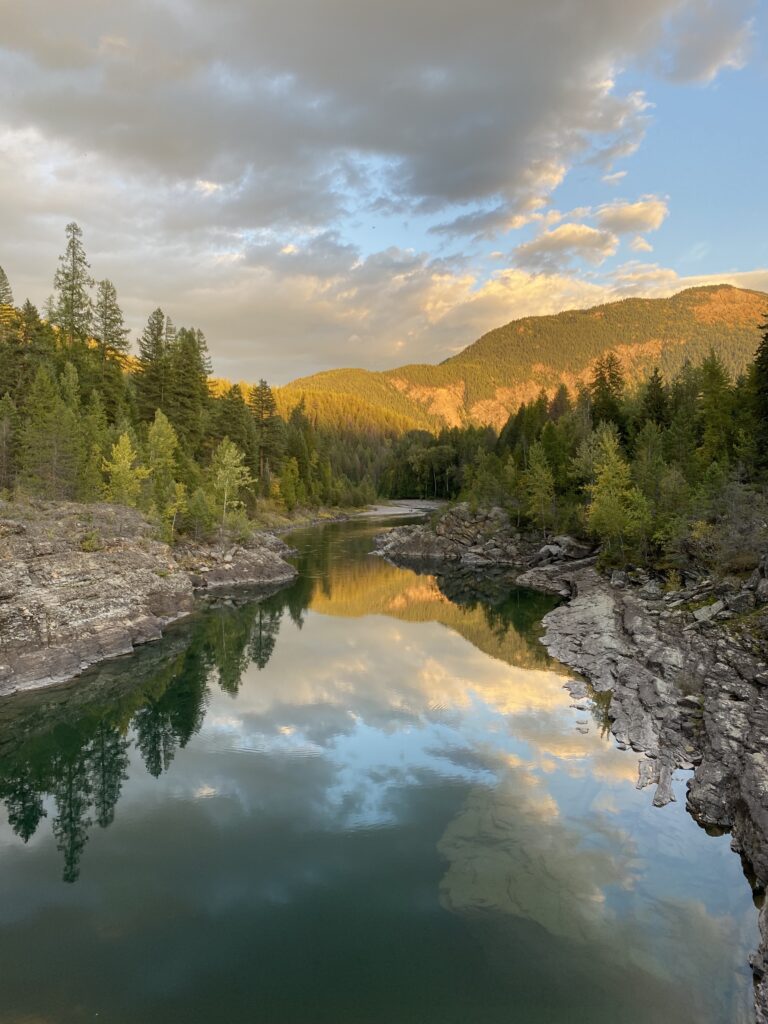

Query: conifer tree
[590,351,625,429]
[134,697,177,778]
[0,393,18,493]
[632,420,666,504]
[524,440,556,538]
[548,383,572,420]
[59,361,81,411]
[280,456,300,511]
[215,385,255,461]
[586,430,650,563]
[186,487,216,540]
[79,391,110,500]
[145,410,187,537]
[51,222,94,345]
[249,607,282,670]
[18,367,82,499]
[752,320,768,472]
[0,265,12,306]
[0,266,13,343]
[50,750,92,883]
[18,301,43,346]
[698,351,733,465]
[249,379,284,491]
[135,308,171,422]
[641,367,669,426]
[103,433,149,507]
[93,280,129,367]
[168,327,211,454]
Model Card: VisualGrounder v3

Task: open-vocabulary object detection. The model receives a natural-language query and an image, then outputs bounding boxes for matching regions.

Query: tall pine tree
[0,265,12,305]
[168,327,211,455]
[135,308,171,422]
[590,351,625,430]
[51,222,94,345]
[641,367,669,426]
[93,279,129,365]
[249,379,284,493]
[0,265,13,343]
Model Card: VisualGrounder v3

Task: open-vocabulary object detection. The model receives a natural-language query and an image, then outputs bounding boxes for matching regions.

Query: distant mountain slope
[278,285,767,431]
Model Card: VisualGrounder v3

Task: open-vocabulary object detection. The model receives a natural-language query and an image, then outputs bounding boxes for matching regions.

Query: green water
[0,518,758,1023]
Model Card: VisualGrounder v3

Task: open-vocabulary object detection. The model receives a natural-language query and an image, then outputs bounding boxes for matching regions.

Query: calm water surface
[0,518,758,1023]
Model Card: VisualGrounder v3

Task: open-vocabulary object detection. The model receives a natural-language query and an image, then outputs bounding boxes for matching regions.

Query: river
[0,516,758,1023]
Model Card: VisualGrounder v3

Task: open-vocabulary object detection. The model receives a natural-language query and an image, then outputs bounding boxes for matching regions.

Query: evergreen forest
[2,222,768,572]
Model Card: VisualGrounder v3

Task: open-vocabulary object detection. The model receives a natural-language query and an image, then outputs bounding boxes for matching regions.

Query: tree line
[0,225,377,540]
[383,333,768,570]
[2,226,766,570]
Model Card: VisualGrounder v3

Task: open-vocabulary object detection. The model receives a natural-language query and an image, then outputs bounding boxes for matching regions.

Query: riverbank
[532,558,768,1023]
[375,504,768,1023]
[0,499,299,696]
[0,498,440,697]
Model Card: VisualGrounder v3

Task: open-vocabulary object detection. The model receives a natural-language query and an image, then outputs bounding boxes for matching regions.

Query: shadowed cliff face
[0,517,758,1024]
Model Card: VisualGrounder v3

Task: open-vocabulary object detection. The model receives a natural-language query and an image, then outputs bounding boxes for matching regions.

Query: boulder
[375,503,521,566]
[727,590,757,614]
[692,600,724,622]
[552,535,595,560]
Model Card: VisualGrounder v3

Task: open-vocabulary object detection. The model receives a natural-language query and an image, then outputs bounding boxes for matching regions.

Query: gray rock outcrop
[376,503,597,572]
[0,500,297,695]
[375,503,520,565]
[533,561,768,1023]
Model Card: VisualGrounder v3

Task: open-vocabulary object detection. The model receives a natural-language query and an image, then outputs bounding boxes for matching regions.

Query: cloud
[595,196,669,234]
[608,261,768,296]
[0,0,669,226]
[630,236,654,253]
[513,223,619,272]
[660,0,754,83]
[0,0,757,382]
[602,170,627,186]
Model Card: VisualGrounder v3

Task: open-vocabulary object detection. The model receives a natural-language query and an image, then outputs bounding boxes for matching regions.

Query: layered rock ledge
[377,505,768,1022]
[527,558,768,1022]
[0,500,298,695]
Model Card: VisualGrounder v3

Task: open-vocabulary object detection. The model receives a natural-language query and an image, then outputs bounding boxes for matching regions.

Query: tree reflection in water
[0,520,557,882]
[0,592,286,882]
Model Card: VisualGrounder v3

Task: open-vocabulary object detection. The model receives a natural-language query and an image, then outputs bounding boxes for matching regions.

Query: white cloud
[595,196,669,233]
[513,223,619,272]
[630,235,654,253]
[608,261,768,296]
[602,171,627,185]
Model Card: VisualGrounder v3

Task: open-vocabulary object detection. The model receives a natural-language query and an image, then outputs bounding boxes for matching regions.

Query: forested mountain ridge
[279,285,766,431]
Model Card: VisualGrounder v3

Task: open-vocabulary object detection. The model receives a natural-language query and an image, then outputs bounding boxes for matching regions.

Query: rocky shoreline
[376,503,768,1023]
[0,497,440,698]
[0,499,299,696]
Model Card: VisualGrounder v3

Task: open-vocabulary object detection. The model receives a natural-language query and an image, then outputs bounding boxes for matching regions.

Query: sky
[1,0,766,384]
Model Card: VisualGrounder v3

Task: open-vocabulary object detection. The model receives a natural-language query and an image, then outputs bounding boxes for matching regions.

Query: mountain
[277,285,767,432]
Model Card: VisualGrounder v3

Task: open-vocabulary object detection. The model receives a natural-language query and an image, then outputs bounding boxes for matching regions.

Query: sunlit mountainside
[277,285,766,432]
